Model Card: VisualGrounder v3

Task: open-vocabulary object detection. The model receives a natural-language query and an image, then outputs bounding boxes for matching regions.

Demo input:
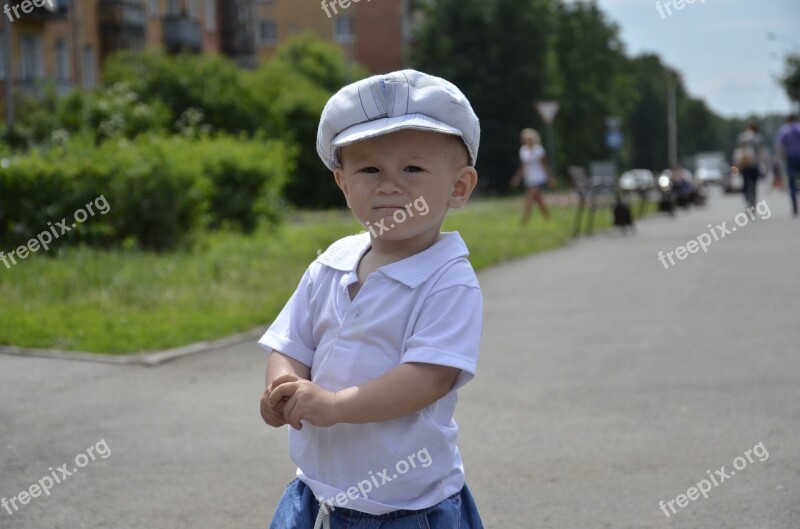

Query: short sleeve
[258,268,316,367]
[519,145,531,164]
[401,285,483,390]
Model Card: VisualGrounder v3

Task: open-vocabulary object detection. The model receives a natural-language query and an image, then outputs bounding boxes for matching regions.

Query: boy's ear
[448,166,478,209]
[333,168,351,208]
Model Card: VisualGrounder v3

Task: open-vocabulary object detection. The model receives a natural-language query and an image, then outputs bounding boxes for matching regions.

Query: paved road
[1,186,798,529]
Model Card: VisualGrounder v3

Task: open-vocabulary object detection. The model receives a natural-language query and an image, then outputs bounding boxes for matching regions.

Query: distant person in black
[735,122,767,209]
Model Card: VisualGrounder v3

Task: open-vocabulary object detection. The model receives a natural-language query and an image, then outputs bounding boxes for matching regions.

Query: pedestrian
[775,114,800,217]
[511,127,552,224]
[734,122,767,209]
[259,70,484,528]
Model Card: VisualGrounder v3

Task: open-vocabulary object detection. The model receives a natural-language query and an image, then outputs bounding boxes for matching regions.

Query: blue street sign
[606,130,623,150]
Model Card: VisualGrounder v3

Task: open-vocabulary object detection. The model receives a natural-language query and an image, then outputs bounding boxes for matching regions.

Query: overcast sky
[584,0,800,118]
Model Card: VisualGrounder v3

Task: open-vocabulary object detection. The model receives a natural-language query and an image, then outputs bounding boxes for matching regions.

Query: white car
[693,153,726,184]
[619,169,655,192]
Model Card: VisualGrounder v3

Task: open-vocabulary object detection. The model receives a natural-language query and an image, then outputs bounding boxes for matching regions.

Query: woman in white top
[511,128,552,224]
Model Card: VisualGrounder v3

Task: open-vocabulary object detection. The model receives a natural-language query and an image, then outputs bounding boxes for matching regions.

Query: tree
[552,0,634,170]
[780,54,800,109]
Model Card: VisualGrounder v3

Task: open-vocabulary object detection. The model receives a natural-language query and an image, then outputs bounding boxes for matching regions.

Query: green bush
[2,34,361,212]
[0,136,295,251]
[102,51,278,136]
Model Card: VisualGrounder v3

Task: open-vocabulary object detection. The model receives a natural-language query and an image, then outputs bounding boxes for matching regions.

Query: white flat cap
[317,69,480,171]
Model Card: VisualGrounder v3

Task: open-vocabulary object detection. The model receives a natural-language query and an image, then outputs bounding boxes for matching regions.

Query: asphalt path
[1,185,798,528]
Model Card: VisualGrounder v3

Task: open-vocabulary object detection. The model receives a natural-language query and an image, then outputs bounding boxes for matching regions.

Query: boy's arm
[261,352,311,428]
[268,362,459,430]
[266,351,311,386]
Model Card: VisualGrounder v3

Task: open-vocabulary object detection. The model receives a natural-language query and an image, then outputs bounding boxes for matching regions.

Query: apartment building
[0,0,420,116]
[0,0,255,112]
[254,0,420,74]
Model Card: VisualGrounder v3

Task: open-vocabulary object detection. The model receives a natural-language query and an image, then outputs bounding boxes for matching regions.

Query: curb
[0,327,267,367]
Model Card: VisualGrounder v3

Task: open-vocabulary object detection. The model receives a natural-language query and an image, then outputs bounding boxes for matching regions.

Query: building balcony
[99,0,147,56]
[163,15,203,54]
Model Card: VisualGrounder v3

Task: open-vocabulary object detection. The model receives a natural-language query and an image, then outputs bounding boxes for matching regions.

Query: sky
[583,0,800,119]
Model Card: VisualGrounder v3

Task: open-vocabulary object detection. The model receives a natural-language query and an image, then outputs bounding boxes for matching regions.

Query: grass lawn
[0,195,617,354]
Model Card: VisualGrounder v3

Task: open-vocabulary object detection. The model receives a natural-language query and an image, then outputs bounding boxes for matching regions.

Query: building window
[334,15,354,43]
[82,45,96,89]
[205,0,215,30]
[20,35,44,81]
[259,20,276,45]
[166,0,180,15]
[188,0,199,18]
[56,39,70,82]
[148,0,159,17]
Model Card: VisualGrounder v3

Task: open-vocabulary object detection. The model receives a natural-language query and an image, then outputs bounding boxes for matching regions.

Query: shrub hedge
[0,135,295,252]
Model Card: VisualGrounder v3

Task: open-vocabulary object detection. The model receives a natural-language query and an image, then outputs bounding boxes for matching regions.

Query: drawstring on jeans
[313,501,331,529]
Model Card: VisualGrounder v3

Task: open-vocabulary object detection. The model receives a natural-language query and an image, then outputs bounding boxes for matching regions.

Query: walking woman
[511,128,552,224]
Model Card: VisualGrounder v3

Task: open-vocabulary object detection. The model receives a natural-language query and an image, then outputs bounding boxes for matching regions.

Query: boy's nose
[374,173,403,194]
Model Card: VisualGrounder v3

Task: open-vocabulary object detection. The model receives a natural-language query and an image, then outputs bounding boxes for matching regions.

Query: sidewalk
[1,186,798,528]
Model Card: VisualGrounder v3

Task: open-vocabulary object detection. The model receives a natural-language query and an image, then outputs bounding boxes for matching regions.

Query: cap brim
[331,113,463,149]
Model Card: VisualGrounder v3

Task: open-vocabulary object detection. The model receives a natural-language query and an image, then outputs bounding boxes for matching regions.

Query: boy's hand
[260,371,301,428]
[260,386,287,427]
[268,374,337,430]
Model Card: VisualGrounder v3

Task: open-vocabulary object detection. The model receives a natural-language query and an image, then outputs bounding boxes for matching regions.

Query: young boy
[259,70,484,528]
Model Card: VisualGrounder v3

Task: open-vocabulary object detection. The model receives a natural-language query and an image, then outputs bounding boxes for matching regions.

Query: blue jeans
[269,479,484,529]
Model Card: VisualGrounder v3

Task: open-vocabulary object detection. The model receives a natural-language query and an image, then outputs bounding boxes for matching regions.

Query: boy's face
[333,129,477,244]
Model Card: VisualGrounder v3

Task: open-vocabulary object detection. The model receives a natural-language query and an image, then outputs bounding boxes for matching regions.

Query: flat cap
[317,69,480,171]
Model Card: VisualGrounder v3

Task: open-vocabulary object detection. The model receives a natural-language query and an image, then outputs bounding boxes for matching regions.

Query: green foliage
[780,54,800,107]
[552,0,633,170]
[98,38,356,208]
[414,0,740,181]
[627,55,669,170]
[248,60,345,209]
[247,34,364,209]
[0,136,295,251]
[87,82,172,142]
[276,32,366,92]
[102,51,276,136]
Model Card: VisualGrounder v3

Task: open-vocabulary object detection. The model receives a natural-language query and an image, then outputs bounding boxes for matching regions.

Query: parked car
[619,169,655,192]
[693,152,727,185]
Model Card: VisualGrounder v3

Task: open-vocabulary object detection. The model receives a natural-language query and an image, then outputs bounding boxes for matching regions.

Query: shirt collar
[316,232,470,288]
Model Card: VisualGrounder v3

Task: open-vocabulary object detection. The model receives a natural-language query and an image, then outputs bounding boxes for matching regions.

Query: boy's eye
[358,167,380,174]
[404,166,424,173]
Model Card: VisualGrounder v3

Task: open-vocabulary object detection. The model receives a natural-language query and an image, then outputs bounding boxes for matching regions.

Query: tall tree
[552,0,634,171]
[780,54,800,109]
[627,54,669,171]
[413,0,553,193]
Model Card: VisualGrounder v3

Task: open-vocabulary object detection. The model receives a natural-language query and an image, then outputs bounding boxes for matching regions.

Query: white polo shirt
[259,231,483,515]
